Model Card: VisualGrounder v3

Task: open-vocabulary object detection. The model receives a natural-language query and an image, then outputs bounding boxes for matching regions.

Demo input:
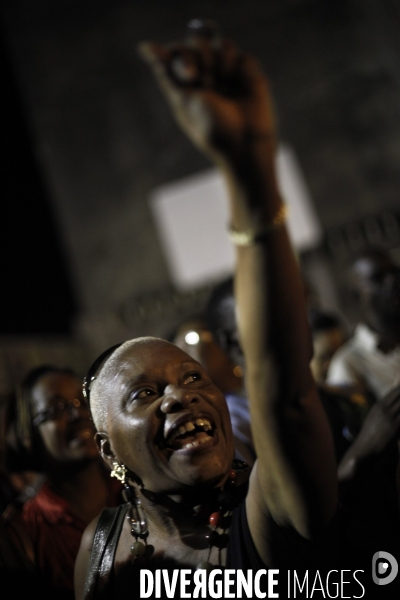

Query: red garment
[22,480,121,595]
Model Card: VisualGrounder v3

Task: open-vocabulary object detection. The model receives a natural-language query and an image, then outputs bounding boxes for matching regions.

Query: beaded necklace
[122,459,248,570]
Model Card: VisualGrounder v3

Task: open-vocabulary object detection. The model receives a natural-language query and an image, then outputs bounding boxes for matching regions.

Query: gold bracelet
[227,204,288,246]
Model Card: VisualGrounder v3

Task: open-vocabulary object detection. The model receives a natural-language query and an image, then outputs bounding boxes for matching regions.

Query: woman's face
[100,340,234,494]
[32,372,98,463]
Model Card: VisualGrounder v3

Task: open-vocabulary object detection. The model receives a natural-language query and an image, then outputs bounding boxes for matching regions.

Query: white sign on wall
[150,144,322,290]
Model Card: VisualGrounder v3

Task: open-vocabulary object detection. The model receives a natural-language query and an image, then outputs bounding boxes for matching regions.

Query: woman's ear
[95,432,115,470]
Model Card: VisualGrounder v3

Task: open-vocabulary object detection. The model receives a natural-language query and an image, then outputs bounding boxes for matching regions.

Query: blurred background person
[338,383,400,585]
[327,248,400,401]
[17,366,122,599]
[205,276,366,462]
[171,315,242,396]
[204,277,256,467]
[309,308,370,447]
[0,392,44,596]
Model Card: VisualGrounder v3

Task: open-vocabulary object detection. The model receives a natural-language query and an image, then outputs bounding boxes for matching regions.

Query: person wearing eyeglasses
[17,366,121,599]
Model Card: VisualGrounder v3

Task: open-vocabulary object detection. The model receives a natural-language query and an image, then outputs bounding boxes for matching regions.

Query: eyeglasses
[82,343,122,404]
[32,398,84,427]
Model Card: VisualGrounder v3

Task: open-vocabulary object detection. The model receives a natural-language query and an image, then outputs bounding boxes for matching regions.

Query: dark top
[22,478,122,599]
[22,483,87,595]
[83,490,339,600]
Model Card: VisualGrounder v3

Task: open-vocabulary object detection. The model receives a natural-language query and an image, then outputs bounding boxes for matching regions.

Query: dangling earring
[110,461,128,482]
[111,460,148,559]
[126,494,148,558]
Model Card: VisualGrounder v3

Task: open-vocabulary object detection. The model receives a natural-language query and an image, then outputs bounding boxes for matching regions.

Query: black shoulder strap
[83,504,128,600]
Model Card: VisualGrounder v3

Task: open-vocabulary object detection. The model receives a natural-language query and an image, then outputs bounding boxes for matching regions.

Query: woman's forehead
[32,373,81,408]
[34,372,79,393]
[111,339,198,378]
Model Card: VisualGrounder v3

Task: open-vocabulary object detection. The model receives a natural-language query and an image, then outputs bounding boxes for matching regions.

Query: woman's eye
[131,388,155,400]
[184,372,202,384]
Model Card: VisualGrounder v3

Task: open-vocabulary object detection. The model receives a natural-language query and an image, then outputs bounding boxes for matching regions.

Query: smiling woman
[75,23,338,600]
[90,339,234,493]
[17,366,121,599]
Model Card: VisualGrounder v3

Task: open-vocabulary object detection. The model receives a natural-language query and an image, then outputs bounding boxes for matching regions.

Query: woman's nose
[160,385,198,414]
[66,398,86,421]
[67,405,80,421]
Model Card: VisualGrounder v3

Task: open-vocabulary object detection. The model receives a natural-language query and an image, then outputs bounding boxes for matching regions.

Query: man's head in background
[350,248,400,344]
[170,314,242,395]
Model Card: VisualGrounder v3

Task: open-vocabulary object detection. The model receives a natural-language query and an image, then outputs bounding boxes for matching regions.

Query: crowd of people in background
[2,246,400,598]
[1,21,400,600]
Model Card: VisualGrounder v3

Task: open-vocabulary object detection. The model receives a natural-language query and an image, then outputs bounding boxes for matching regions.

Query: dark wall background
[1,0,400,349]
[0,31,77,335]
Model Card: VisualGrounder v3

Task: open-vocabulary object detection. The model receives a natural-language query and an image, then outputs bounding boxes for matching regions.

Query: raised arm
[141,27,337,551]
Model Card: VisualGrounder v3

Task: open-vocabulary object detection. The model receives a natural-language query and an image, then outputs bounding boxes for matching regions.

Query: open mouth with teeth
[166,418,214,450]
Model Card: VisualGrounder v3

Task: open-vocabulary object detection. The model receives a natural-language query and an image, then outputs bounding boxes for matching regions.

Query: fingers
[138,42,169,80]
[139,41,205,93]
[138,33,275,155]
[138,37,255,96]
[138,42,190,81]
[187,36,215,88]
[236,52,272,101]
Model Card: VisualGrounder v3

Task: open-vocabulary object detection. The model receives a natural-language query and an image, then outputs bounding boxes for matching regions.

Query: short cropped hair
[89,337,163,431]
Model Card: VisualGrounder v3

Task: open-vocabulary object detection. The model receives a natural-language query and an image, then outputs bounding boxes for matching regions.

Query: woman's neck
[136,467,247,538]
[134,488,221,548]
